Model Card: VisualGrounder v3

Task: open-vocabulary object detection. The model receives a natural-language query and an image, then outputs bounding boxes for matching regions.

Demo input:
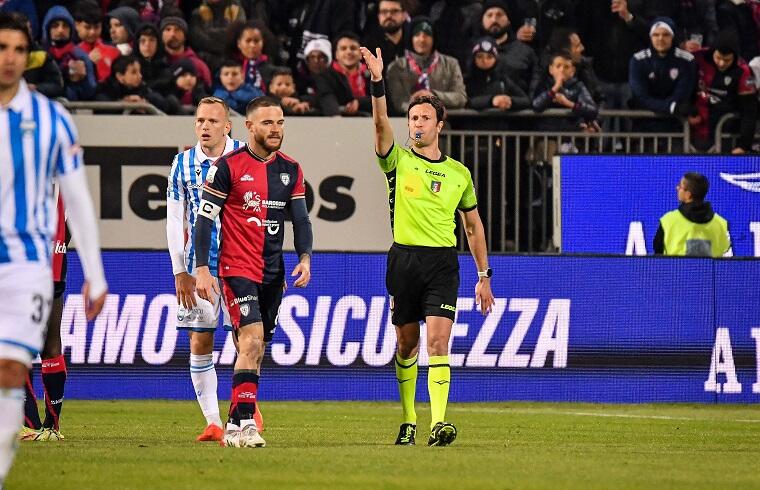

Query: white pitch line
[449,406,760,423]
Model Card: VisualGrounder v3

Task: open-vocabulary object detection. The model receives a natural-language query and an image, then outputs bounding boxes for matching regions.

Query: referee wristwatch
[477,268,493,278]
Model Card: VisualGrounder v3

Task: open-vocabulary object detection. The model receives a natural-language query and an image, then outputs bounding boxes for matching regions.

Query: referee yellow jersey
[378,144,477,247]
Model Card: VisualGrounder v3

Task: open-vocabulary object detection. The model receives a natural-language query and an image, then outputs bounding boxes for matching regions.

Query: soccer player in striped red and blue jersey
[166,97,245,442]
[0,13,107,485]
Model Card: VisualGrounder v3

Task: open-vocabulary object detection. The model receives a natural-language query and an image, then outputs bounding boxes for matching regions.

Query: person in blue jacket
[41,6,97,101]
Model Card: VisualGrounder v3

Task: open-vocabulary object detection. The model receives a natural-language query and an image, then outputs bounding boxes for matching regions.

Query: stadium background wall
[47,252,760,404]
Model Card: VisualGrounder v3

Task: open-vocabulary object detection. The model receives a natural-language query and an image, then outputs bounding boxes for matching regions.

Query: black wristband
[370,79,385,98]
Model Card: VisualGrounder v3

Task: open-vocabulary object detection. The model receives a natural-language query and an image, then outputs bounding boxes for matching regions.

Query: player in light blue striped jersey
[0,13,107,485]
[166,96,245,442]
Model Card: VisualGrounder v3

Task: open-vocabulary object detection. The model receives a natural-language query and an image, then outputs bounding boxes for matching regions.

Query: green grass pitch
[8,401,760,489]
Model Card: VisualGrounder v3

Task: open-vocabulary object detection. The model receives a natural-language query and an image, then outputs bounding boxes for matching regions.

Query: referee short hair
[683,172,709,201]
[246,96,282,117]
[197,96,231,120]
[408,94,446,123]
[0,12,32,52]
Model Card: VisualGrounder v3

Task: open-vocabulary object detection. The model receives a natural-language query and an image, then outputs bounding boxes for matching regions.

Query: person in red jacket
[73,0,120,82]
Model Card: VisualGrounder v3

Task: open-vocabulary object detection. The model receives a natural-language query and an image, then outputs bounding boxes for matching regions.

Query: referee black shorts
[386,243,459,325]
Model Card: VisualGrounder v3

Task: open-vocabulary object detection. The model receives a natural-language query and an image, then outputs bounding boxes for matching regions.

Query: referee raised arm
[360,46,495,448]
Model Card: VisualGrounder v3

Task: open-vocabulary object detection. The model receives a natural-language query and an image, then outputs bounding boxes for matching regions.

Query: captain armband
[198,199,221,220]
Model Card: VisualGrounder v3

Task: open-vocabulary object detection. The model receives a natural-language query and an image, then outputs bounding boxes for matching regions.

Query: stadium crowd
[3,0,759,150]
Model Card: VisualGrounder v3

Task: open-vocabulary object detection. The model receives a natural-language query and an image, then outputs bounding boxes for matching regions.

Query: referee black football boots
[428,422,457,446]
[395,423,416,445]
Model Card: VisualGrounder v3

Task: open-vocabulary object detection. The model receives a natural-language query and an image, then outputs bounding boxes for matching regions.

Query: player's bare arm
[460,208,495,315]
[360,47,394,156]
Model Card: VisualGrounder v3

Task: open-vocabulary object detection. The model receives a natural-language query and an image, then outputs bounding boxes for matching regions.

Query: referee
[360,46,495,447]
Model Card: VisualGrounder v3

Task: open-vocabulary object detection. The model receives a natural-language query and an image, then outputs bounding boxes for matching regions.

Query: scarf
[330,60,368,99]
[406,50,440,92]
[241,54,269,93]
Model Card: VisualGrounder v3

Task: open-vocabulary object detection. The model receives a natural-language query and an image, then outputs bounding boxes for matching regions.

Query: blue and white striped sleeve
[53,102,83,176]
[167,154,186,202]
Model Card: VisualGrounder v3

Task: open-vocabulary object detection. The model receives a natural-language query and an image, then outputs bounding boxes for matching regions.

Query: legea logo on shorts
[440,303,456,312]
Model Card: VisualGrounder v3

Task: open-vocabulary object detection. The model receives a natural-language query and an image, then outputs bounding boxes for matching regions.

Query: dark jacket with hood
[531,51,604,105]
[315,63,372,116]
[532,74,599,130]
[94,73,169,113]
[42,6,97,101]
[465,59,530,111]
[135,23,170,90]
[24,42,64,98]
[189,0,247,60]
[653,201,726,254]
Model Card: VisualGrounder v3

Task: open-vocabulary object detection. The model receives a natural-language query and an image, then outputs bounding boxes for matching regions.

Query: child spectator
[532,51,599,131]
[95,54,168,112]
[226,20,276,94]
[212,59,263,114]
[295,38,331,107]
[466,36,530,112]
[135,23,169,90]
[268,67,313,114]
[165,58,210,114]
[73,0,121,82]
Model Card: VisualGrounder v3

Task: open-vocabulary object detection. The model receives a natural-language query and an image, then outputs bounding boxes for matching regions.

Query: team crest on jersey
[206,165,218,183]
[20,119,36,135]
[669,68,679,80]
[240,303,250,317]
[724,76,732,86]
[431,181,441,193]
[280,173,290,186]
[243,191,262,212]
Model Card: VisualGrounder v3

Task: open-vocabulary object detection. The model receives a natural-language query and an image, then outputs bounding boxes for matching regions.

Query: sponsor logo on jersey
[243,191,262,212]
[241,174,254,182]
[431,181,441,193]
[262,199,286,209]
[426,169,446,178]
[53,240,67,255]
[280,173,290,185]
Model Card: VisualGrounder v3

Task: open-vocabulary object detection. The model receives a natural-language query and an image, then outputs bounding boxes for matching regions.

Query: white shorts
[0,263,53,367]
[176,276,231,332]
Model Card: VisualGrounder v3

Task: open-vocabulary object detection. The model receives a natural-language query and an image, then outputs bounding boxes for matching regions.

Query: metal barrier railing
[440,110,691,252]
[62,100,167,115]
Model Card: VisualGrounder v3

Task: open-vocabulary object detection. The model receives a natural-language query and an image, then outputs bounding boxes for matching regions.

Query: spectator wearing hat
[164,58,210,114]
[15,10,64,99]
[74,0,121,82]
[474,0,537,94]
[386,16,467,114]
[95,54,169,113]
[225,20,277,94]
[295,38,332,109]
[161,16,213,90]
[135,23,170,90]
[465,36,530,112]
[107,6,139,55]
[190,0,247,73]
[629,16,697,124]
[41,5,97,101]
[362,0,410,74]
[691,31,757,153]
[315,32,372,116]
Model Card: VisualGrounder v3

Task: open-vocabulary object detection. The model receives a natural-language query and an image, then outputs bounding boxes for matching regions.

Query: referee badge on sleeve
[431,181,441,193]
